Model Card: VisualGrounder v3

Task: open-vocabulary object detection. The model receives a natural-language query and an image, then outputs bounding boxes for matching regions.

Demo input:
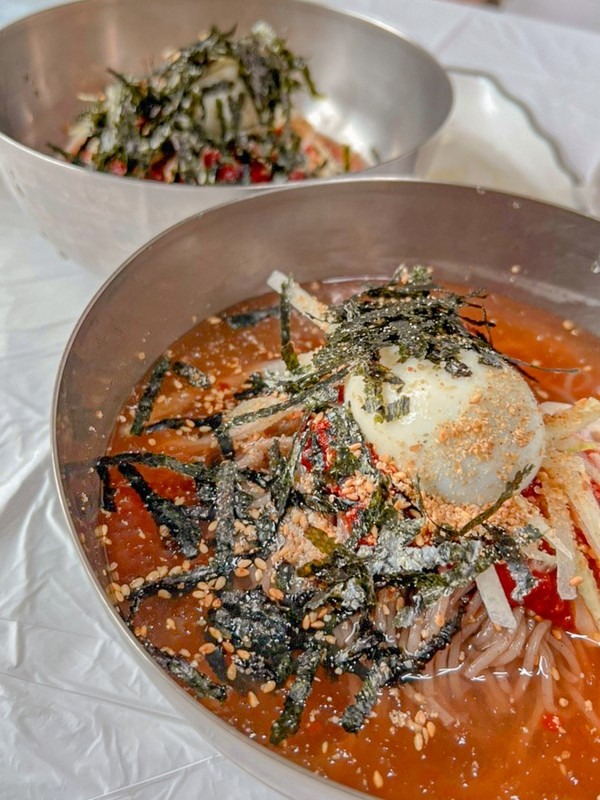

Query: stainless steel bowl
[0,0,452,274]
[53,178,600,800]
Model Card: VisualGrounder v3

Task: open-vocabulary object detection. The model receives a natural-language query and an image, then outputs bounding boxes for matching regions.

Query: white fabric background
[2,1,600,798]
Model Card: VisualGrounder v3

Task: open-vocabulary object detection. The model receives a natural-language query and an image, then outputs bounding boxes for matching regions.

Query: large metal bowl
[53,179,600,800]
[0,0,452,274]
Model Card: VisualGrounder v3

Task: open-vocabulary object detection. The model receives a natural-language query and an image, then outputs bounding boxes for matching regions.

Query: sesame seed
[158,589,172,599]
[214,575,227,591]
[255,557,268,570]
[321,741,329,754]
[234,567,250,578]
[248,691,260,708]
[569,575,583,587]
[166,617,176,631]
[226,662,237,681]
[179,649,191,658]
[551,666,561,681]
[237,649,251,660]
[414,732,424,751]
[269,588,284,601]
[426,720,436,738]
[558,697,569,708]
[373,770,384,789]
[199,643,216,655]
[261,680,276,694]
[222,641,235,654]
[208,626,223,642]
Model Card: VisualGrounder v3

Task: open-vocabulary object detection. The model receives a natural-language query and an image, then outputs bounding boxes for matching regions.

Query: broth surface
[103,279,600,799]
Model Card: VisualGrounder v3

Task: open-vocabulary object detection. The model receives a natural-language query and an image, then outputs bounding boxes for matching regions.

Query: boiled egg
[345,348,545,506]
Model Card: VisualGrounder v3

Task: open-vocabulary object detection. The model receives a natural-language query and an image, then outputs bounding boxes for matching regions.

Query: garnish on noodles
[99,267,600,797]
[55,24,365,184]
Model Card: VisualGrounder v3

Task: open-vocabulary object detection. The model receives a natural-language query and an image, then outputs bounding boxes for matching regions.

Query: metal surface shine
[0,0,452,273]
[53,178,600,800]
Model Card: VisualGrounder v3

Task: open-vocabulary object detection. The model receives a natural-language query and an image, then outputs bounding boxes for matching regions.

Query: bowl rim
[51,176,600,800]
[0,0,453,191]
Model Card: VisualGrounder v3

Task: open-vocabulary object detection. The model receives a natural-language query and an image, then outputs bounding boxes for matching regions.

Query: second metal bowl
[0,0,452,272]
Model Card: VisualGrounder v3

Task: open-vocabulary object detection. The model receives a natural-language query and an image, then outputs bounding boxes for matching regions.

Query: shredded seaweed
[117,463,201,558]
[58,25,325,184]
[130,356,170,435]
[142,639,227,702]
[270,645,325,744]
[171,361,211,389]
[103,267,556,744]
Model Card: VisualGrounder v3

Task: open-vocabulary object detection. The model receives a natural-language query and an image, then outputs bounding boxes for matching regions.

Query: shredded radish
[476,566,517,630]
[267,270,332,331]
[542,481,578,600]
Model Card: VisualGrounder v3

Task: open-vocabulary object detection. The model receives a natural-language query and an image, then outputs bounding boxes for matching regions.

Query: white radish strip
[573,548,600,631]
[476,566,517,630]
[544,397,600,448]
[552,454,600,558]
[542,480,577,600]
[267,270,332,331]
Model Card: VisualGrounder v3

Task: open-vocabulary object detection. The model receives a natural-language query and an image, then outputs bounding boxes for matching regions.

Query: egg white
[345,348,545,507]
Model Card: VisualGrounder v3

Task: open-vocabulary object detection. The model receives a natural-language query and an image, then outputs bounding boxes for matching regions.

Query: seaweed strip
[130,356,171,435]
[225,306,279,330]
[144,413,223,433]
[127,562,221,615]
[117,463,201,558]
[270,645,325,744]
[341,658,393,733]
[214,461,237,557]
[279,277,300,372]
[171,361,211,389]
[142,639,227,701]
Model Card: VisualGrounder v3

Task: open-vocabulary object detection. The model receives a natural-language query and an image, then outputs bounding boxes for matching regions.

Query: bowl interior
[53,179,600,799]
[0,0,452,165]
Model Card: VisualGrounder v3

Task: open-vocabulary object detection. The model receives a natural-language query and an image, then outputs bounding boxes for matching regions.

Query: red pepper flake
[301,417,335,472]
[249,161,272,183]
[203,148,220,169]
[216,162,244,183]
[495,563,574,631]
[541,712,564,734]
[108,159,127,176]
[148,161,166,182]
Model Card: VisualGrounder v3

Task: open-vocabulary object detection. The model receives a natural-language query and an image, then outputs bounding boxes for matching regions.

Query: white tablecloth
[2,2,600,798]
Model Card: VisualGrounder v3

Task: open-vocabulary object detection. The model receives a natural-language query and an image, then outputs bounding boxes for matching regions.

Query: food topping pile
[60,24,360,184]
[98,267,600,746]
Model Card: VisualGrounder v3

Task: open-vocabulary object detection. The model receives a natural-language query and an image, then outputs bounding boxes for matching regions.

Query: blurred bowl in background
[0,0,452,274]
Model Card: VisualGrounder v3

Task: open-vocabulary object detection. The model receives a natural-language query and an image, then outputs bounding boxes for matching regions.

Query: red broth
[102,280,600,799]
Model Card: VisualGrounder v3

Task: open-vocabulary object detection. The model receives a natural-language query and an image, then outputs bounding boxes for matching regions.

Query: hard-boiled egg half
[345,347,545,507]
